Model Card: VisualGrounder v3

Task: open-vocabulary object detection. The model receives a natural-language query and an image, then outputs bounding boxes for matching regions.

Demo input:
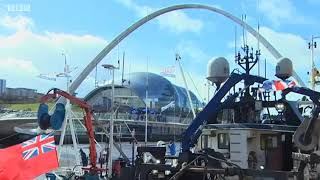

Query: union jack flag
[22,134,56,160]
[261,79,298,92]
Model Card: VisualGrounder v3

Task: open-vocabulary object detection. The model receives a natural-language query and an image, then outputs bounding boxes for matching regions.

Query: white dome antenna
[207,57,230,87]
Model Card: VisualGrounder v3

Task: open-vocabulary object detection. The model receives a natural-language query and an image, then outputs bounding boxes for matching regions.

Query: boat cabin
[198,124,297,171]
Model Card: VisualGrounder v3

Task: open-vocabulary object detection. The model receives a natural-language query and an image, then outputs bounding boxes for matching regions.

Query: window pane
[218,133,229,149]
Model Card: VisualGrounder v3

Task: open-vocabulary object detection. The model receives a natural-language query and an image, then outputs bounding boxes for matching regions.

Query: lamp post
[102,63,119,179]
[308,35,320,90]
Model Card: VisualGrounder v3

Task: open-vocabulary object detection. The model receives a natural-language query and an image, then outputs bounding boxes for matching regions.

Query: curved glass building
[84,72,202,122]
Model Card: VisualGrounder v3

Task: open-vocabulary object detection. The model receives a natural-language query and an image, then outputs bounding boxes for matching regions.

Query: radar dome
[275,57,293,80]
[207,57,230,84]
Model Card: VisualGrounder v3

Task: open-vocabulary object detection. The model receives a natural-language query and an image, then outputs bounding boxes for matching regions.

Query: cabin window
[218,133,229,149]
[201,135,209,149]
[260,134,278,150]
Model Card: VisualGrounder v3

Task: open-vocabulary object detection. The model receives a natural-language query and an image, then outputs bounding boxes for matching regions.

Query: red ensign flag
[0,134,59,179]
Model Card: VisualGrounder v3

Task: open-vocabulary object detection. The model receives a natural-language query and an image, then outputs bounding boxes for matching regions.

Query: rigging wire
[186,70,204,103]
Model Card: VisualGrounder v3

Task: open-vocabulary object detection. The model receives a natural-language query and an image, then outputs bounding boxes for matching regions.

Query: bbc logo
[7,3,31,12]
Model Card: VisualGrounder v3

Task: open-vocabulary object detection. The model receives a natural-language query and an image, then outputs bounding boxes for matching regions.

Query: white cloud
[45,32,107,46]
[157,11,203,33]
[0,15,109,95]
[0,57,39,75]
[258,0,314,26]
[114,0,203,33]
[0,57,42,89]
[176,41,209,63]
[0,15,33,31]
[253,27,309,67]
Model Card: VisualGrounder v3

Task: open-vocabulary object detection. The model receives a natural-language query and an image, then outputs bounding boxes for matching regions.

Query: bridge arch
[69,4,304,93]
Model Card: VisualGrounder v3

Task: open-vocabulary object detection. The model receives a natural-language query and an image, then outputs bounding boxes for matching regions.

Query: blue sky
[0,0,319,100]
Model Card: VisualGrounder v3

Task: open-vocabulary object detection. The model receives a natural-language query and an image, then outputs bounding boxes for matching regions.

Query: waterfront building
[0,79,6,95]
[85,72,202,123]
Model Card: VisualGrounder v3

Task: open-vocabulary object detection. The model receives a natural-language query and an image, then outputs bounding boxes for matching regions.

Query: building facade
[4,88,37,98]
[84,72,202,123]
[0,79,6,95]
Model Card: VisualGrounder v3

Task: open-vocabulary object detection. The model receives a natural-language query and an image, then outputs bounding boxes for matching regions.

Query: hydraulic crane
[39,88,99,174]
[181,72,320,161]
[181,72,266,152]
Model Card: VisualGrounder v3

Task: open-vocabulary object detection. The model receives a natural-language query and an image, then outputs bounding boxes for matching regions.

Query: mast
[235,25,237,60]
[145,58,149,144]
[102,63,119,178]
[122,52,125,85]
[110,67,115,178]
[176,53,196,119]
[309,35,319,90]
[62,53,69,92]
[264,58,267,79]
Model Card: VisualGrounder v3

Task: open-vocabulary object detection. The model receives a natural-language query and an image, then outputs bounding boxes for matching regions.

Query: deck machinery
[37,45,320,179]
[125,46,320,180]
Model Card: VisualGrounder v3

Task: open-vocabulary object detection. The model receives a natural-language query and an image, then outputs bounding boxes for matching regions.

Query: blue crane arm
[181,73,266,152]
[282,87,320,141]
[282,87,320,106]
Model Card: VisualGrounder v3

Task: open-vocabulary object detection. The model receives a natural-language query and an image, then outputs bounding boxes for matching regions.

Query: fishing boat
[126,43,320,179]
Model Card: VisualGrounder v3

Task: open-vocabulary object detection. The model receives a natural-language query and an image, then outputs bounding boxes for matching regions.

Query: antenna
[145,57,149,145]
[257,22,260,76]
[128,57,131,86]
[235,25,237,58]
[257,0,261,76]
[122,52,125,85]
[117,43,120,63]
[242,15,246,48]
[245,15,248,45]
[264,58,267,79]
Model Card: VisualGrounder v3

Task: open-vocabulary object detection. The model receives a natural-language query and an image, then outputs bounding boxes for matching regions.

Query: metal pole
[62,53,69,92]
[108,68,115,178]
[68,108,80,166]
[122,52,125,86]
[132,139,135,166]
[58,53,74,163]
[58,113,68,160]
[311,35,315,90]
[309,36,320,90]
[207,80,210,104]
[176,54,196,118]
[145,59,148,144]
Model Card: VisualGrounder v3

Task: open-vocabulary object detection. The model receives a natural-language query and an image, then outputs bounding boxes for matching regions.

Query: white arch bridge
[69,3,305,94]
